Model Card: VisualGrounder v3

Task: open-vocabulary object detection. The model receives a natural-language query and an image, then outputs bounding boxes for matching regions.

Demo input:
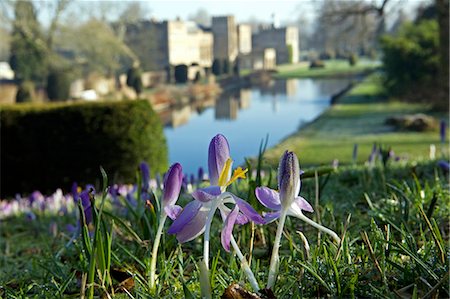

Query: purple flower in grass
[440,121,446,143]
[168,187,263,245]
[168,134,263,248]
[261,151,340,289]
[256,151,313,223]
[80,189,93,225]
[161,163,183,220]
[149,162,183,291]
[140,162,151,190]
[437,160,450,173]
[256,150,340,242]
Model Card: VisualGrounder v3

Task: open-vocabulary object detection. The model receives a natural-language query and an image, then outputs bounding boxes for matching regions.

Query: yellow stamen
[218,158,233,187]
[225,167,248,187]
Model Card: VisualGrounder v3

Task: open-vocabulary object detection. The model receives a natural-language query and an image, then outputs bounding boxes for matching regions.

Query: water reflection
[163,78,353,175]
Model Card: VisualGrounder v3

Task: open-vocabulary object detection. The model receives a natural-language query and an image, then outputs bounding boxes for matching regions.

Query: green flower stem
[230,235,260,292]
[267,208,288,289]
[149,213,168,291]
[203,193,229,269]
[295,212,341,244]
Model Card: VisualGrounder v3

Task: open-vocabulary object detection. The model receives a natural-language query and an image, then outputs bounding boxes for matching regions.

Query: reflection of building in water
[215,96,239,120]
[285,79,297,97]
[164,105,192,128]
[239,89,252,109]
[259,79,297,97]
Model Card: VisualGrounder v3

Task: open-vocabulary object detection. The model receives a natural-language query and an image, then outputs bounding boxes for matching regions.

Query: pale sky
[31,0,431,30]
[146,0,311,23]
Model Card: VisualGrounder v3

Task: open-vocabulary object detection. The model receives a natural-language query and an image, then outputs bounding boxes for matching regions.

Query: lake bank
[274,59,380,79]
[263,73,449,168]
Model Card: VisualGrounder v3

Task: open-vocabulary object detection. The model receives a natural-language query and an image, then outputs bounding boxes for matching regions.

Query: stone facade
[212,16,238,62]
[252,26,299,64]
[237,24,252,54]
[123,20,213,71]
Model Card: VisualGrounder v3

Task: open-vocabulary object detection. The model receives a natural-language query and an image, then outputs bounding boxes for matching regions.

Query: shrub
[348,53,358,66]
[174,64,188,84]
[309,60,325,69]
[212,59,221,76]
[47,70,70,101]
[16,81,35,103]
[380,20,439,95]
[126,67,143,96]
[0,100,168,197]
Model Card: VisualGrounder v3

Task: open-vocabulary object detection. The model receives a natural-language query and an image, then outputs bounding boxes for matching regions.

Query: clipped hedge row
[1,100,168,197]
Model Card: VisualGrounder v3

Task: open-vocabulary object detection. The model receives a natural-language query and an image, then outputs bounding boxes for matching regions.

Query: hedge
[1,100,168,197]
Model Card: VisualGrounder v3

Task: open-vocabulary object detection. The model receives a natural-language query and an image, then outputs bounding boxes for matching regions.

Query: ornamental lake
[163,78,353,176]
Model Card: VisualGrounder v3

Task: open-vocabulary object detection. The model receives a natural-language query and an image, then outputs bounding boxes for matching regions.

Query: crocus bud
[139,162,151,190]
[208,134,230,186]
[163,163,183,207]
[440,121,446,143]
[278,151,300,209]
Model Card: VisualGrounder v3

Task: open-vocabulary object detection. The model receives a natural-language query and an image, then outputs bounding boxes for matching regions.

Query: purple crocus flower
[71,182,79,202]
[79,189,93,225]
[168,134,263,249]
[140,162,151,191]
[437,160,450,173]
[440,121,446,143]
[29,191,44,207]
[256,151,313,223]
[261,151,340,290]
[162,163,183,220]
[255,150,340,242]
[208,134,230,186]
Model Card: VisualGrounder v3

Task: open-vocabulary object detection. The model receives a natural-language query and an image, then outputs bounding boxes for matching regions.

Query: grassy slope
[265,74,448,167]
[274,59,380,78]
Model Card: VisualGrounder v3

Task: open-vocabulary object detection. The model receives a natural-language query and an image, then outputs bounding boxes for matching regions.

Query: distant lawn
[274,59,380,79]
[264,73,448,167]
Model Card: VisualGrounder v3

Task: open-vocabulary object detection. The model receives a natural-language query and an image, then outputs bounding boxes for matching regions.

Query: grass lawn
[274,59,380,79]
[264,73,449,167]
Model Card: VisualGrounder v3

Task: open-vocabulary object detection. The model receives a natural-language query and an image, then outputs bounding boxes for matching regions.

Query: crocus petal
[262,211,281,223]
[140,162,150,190]
[255,187,281,210]
[79,190,92,224]
[164,204,183,220]
[294,196,314,212]
[221,206,239,252]
[163,163,183,206]
[219,206,248,225]
[234,196,264,224]
[175,209,208,243]
[208,134,231,186]
[167,200,202,234]
[278,151,300,208]
[192,186,221,202]
[287,196,314,217]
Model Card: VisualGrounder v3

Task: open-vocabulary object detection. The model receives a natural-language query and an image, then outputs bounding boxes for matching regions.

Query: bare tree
[311,0,394,56]
[188,8,211,27]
